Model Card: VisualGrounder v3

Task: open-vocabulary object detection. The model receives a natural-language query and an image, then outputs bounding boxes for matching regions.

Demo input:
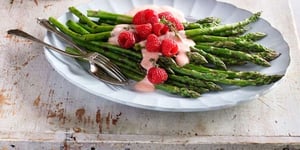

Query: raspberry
[144,9,159,24]
[152,23,169,36]
[132,11,145,25]
[147,67,168,84]
[161,38,179,57]
[145,34,161,52]
[118,31,136,49]
[158,11,184,31]
[132,9,159,25]
[135,23,152,40]
[158,11,173,19]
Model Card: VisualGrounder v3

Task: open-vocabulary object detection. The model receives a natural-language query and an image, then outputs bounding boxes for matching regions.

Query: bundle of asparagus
[47,6,283,98]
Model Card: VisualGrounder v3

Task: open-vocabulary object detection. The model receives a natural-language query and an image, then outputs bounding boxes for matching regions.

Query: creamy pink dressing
[107,6,195,92]
[134,77,155,92]
[140,49,160,70]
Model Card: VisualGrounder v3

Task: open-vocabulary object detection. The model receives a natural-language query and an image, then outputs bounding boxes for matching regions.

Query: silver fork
[36,18,128,83]
[7,29,128,85]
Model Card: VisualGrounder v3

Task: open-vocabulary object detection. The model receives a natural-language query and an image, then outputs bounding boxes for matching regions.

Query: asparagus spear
[184,64,282,82]
[219,57,247,66]
[193,34,277,53]
[158,56,278,86]
[197,41,280,60]
[183,22,207,30]
[166,80,209,94]
[168,74,222,91]
[240,32,267,41]
[66,20,90,34]
[210,27,247,36]
[155,84,201,98]
[87,10,133,24]
[69,6,99,28]
[195,17,221,24]
[90,42,143,60]
[256,51,281,61]
[186,51,208,64]
[77,22,114,33]
[49,17,111,41]
[195,44,270,67]
[185,12,261,37]
[190,46,227,69]
[183,22,220,30]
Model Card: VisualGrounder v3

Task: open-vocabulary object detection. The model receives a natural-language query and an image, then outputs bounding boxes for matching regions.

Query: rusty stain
[0,93,6,105]
[10,0,14,4]
[96,109,102,133]
[112,112,122,125]
[22,55,37,67]
[96,110,101,124]
[56,102,63,109]
[63,140,69,150]
[232,114,237,120]
[22,61,29,67]
[195,122,206,133]
[83,116,87,125]
[73,127,81,133]
[6,34,32,43]
[5,34,12,39]
[2,146,8,150]
[47,110,56,118]
[34,0,38,6]
[14,66,21,71]
[106,112,111,129]
[33,92,69,125]
[33,94,41,107]
[57,108,65,122]
[87,116,91,124]
[0,92,10,105]
[48,89,54,97]
[46,107,66,124]
[44,4,53,9]
[48,121,54,125]
[75,108,85,122]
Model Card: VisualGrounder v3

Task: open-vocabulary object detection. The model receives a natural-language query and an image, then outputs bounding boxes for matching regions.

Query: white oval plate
[43,0,290,112]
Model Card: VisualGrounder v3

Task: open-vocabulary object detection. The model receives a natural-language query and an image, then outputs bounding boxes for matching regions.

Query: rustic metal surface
[0,0,300,149]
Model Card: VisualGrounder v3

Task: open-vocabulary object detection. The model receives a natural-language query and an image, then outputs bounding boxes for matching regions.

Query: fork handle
[37,18,87,54]
[7,29,83,58]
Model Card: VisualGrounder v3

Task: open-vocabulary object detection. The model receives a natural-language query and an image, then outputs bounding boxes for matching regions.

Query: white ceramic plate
[43,0,290,112]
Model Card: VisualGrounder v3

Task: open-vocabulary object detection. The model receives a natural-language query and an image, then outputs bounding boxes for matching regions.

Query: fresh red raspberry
[145,34,161,52]
[118,31,136,49]
[147,67,168,84]
[135,23,152,40]
[144,9,159,24]
[158,11,184,31]
[152,23,169,36]
[158,11,173,19]
[161,38,179,57]
[132,9,159,25]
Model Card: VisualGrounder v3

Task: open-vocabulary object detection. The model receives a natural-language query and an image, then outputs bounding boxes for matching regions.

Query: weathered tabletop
[0,0,300,149]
